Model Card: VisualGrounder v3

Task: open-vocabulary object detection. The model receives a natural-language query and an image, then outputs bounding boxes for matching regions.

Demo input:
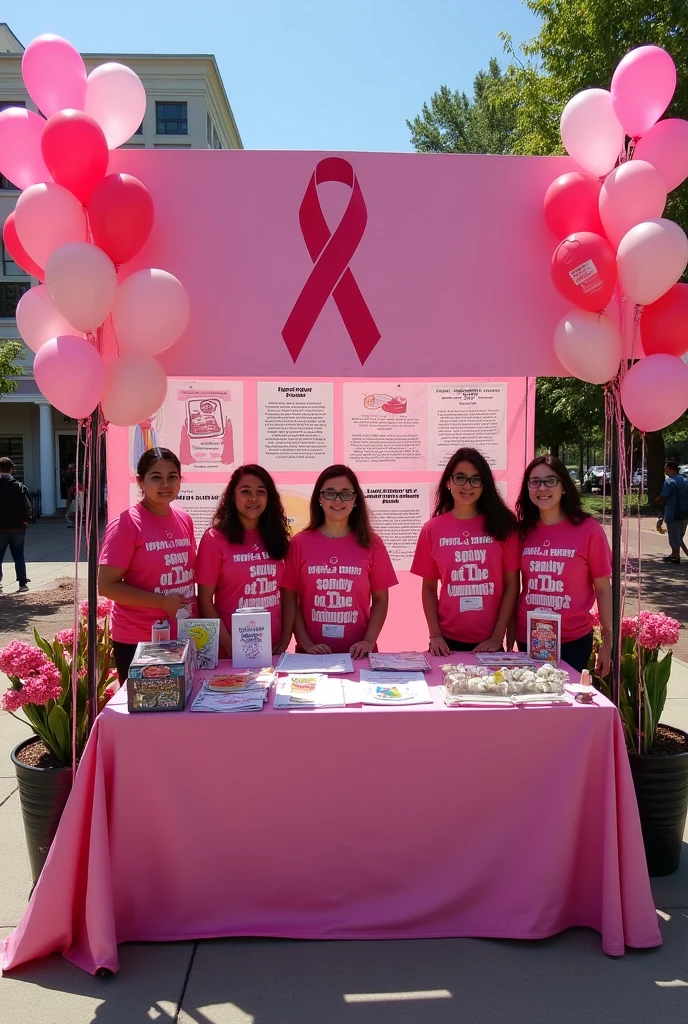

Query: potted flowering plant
[0,598,117,882]
[591,610,688,876]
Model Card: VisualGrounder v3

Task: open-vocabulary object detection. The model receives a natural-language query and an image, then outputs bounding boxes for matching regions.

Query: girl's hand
[303,642,332,656]
[595,639,611,678]
[472,638,504,654]
[429,635,450,657]
[161,594,191,618]
[350,640,374,660]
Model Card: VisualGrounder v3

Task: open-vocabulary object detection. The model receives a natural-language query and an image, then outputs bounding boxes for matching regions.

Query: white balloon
[560,89,625,177]
[45,242,118,333]
[553,309,622,384]
[101,354,168,426]
[617,218,688,306]
[598,161,667,249]
[15,284,81,353]
[85,63,147,149]
[113,269,190,356]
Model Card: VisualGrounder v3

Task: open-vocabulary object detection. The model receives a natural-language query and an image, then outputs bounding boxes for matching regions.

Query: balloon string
[70,427,81,782]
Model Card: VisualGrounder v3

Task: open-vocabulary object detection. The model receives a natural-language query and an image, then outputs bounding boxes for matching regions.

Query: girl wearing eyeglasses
[411,447,519,656]
[514,455,612,675]
[282,464,398,658]
[196,464,294,658]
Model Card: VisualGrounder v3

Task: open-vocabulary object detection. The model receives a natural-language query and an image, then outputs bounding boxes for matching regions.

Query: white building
[0,23,241,514]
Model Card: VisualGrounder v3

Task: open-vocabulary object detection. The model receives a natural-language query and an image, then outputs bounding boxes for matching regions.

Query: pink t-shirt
[195,527,285,642]
[282,529,398,653]
[516,516,612,642]
[410,512,520,644]
[99,503,197,644]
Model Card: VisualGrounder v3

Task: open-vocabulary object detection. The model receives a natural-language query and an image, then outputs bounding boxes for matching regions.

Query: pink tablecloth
[2,656,661,974]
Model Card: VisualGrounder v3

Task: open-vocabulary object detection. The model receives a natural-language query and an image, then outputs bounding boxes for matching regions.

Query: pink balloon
[45,243,118,333]
[633,119,688,192]
[611,46,676,139]
[620,354,688,432]
[85,63,147,150]
[41,109,109,205]
[22,34,87,118]
[16,284,81,354]
[33,336,106,420]
[112,269,190,355]
[14,183,87,271]
[560,89,625,177]
[551,232,617,312]
[0,108,51,190]
[101,354,168,426]
[599,161,667,249]
[553,310,622,384]
[617,218,688,306]
[543,172,604,239]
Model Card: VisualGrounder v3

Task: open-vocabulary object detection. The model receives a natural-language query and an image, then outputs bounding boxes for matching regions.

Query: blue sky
[7,1,540,151]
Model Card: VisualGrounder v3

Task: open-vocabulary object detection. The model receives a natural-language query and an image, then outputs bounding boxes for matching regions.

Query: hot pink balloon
[45,242,118,333]
[551,232,617,312]
[14,183,87,271]
[85,63,147,150]
[0,107,51,190]
[633,119,688,193]
[88,174,155,265]
[101,354,168,426]
[2,213,44,280]
[617,218,688,306]
[41,109,109,205]
[22,35,87,118]
[641,284,688,358]
[16,284,81,354]
[620,354,688,432]
[553,310,622,384]
[560,89,625,177]
[112,269,190,356]
[33,335,106,420]
[599,161,667,249]
[543,172,604,239]
[611,45,676,139]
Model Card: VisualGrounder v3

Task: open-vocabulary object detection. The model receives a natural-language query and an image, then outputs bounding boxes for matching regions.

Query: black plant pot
[629,727,688,877]
[11,738,73,885]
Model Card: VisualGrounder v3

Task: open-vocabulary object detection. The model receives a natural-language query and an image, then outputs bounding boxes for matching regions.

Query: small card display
[177,618,220,670]
[231,608,272,668]
[526,610,562,664]
[127,640,195,712]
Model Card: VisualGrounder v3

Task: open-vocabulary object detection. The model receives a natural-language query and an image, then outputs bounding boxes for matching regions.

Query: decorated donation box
[231,609,272,668]
[127,640,195,712]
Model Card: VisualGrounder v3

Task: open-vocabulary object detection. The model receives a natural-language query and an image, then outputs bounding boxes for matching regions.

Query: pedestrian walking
[0,456,32,592]
[656,460,688,565]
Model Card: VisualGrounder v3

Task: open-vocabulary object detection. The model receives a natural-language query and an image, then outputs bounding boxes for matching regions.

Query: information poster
[343,382,427,471]
[129,379,243,474]
[258,382,334,471]
[428,383,507,471]
[364,484,430,571]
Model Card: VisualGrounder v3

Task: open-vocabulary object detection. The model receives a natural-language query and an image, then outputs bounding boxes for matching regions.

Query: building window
[212,126,221,149]
[0,436,24,480]
[0,100,25,111]
[156,102,187,135]
[207,113,212,146]
[2,242,27,277]
[0,174,19,190]
[0,281,30,317]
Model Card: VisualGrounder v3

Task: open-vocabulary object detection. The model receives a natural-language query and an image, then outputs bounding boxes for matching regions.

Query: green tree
[535,376,605,474]
[406,59,517,155]
[0,340,23,396]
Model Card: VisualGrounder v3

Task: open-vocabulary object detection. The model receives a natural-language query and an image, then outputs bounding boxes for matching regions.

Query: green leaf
[47,704,72,763]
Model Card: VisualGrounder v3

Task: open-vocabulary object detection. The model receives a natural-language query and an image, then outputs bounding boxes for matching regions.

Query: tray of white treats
[440,662,571,707]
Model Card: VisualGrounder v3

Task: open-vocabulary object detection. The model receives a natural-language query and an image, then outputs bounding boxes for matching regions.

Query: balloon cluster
[544,44,688,433]
[0,34,190,426]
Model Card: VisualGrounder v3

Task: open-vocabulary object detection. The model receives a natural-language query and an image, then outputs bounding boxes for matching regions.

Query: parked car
[583,466,610,492]
[679,465,688,478]
[567,468,580,483]
[632,468,648,487]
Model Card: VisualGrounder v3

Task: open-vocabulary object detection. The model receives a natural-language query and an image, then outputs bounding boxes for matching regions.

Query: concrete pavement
[0,517,88,596]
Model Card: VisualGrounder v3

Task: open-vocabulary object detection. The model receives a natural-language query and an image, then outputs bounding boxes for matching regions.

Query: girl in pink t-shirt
[282,465,398,658]
[411,447,519,656]
[98,448,196,684]
[196,464,293,658]
[514,455,612,675]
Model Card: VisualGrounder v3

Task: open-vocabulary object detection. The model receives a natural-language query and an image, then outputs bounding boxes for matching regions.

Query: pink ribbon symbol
[282,157,381,364]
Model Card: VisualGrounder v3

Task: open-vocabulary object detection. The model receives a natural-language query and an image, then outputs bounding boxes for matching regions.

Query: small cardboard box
[231,608,272,668]
[127,640,195,712]
[526,610,562,664]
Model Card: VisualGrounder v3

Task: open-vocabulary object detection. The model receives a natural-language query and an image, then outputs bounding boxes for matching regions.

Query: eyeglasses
[321,488,355,502]
[527,476,561,489]
[451,472,482,488]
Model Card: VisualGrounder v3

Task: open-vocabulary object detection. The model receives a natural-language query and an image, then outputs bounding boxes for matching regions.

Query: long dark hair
[213,464,290,559]
[306,464,373,548]
[433,447,516,542]
[516,455,587,536]
[136,447,181,478]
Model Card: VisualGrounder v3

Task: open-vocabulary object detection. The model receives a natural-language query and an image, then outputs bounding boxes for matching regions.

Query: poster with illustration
[343,381,427,471]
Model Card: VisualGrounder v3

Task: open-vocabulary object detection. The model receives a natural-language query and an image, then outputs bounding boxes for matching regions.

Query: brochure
[191,681,268,713]
[275,653,354,674]
[357,670,432,705]
[206,667,276,695]
[474,653,539,668]
[273,675,345,709]
[368,652,431,672]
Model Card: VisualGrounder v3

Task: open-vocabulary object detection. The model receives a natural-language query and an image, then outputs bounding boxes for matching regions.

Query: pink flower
[1,664,63,711]
[621,617,639,639]
[104,684,116,701]
[637,611,680,650]
[0,641,49,679]
[77,668,87,681]
[1,687,26,712]
[590,608,600,627]
[55,628,75,649]
[79,598,114,620]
